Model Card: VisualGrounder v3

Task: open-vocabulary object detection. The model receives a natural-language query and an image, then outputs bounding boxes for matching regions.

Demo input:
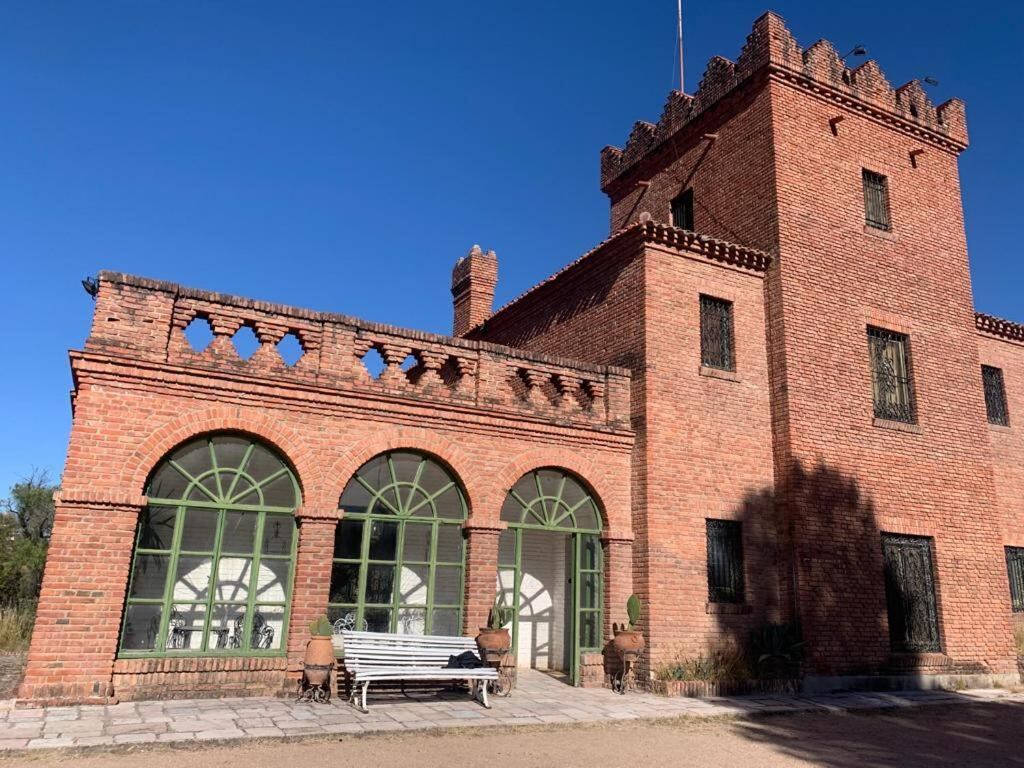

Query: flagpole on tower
[677,0,685,93]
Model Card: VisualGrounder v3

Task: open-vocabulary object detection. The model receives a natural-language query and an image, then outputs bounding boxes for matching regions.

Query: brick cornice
[976,312,1024,344]
[54,490,147,509]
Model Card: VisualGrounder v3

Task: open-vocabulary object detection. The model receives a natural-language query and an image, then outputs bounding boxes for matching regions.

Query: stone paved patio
[1,671,1022,753]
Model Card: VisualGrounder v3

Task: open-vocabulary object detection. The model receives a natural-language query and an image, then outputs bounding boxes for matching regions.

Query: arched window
[499,468,601,532]
[120,435,300,655]
[330,451,466,636]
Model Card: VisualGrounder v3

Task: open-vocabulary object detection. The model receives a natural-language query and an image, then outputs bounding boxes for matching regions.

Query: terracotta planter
[476,627,511,663]
[303,636,335,686]
[612,629,645,656]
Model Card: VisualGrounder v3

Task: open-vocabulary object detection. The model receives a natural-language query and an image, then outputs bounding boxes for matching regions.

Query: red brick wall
[767,76,1015,675]
[21,276,634,703]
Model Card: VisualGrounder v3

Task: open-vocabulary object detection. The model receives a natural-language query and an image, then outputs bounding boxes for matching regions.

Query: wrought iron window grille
[671,189,694,230]
[881,534,941,653]
[1006,547,1024,613]
[863,169,891,230]
[706,519,744,604]
[982,365,1010,426]
[700,295,735,372]
[868,327,916,423]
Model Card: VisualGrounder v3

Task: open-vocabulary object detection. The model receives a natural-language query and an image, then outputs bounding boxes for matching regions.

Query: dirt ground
[5,701,1024,768]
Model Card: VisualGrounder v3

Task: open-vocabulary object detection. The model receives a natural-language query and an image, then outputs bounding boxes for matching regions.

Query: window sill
[863,224,898,241]
[699,366,740,383]
[705,602,752,615]
[872,417,922,434]
[988,422,1012,433]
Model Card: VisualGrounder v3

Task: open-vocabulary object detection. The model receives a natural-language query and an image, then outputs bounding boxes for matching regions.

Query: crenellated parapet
[976,312,1024,344]
[601,11,969,190]
[81,272,632,432]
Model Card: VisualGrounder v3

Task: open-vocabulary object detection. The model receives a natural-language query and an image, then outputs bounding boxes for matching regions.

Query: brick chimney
[451,245,498,336]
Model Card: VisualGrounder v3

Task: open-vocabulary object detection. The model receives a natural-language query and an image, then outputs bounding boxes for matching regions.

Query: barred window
[868,327,916,423]
[671,189,694,230]
[863,169,891,230]
[706,519,744,603]
[1007,547,1024,613]
[881,534,941,653]
[700,295,735,371]
[982,365,1010,426]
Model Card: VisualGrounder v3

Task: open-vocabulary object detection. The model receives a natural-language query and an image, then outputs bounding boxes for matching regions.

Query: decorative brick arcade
[22,11,1024,704]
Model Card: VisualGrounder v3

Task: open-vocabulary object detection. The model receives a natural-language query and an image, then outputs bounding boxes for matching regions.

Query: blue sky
[1,1,1021,494]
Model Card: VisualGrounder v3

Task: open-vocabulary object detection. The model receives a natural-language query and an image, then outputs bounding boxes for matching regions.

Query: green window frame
[120,434,300,658]
[329,451,467,636]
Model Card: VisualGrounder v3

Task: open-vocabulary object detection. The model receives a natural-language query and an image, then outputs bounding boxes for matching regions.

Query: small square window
[982,365,1010,426]
[1006,547,1024,612]
[671,189,694,230]
[863,169,891,230]
[700,295,735,372]
[706,519,744,603]
[868,327,916,423]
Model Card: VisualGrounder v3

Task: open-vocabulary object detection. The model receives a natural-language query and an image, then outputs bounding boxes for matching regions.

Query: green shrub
[0,604,35,653]
[654,642,750,683]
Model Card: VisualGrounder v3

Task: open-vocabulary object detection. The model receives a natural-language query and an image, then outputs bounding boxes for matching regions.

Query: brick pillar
[602,537,634,639]
[285,514,337,676]
[462,525,503,635]
[451,245,498,336]
[19,491,144,704]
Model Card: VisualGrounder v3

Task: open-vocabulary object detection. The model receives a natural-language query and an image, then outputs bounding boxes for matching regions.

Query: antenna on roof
[676,0,686,94]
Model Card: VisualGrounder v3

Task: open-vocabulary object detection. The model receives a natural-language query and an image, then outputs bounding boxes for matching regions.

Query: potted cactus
[612,594,645,655]
[303,615,335,686]
[476,597,514,662]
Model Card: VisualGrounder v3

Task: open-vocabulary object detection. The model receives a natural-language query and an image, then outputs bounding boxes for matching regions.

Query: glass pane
[208,604,246,649]
[398,563,429,604]
[364,607,391,633]
[212,435,250,471]
[498,530,516,565]
[365,564,395,604]
[396,607,426,635]
[329,563,360,604]
[244,443,286,484]
[537,469,564,498]
[169,438,213,481]
[251,606,283,650]
[368,520,399,560]
[390,452,422,484]
[500,495,525,524]
[575,501,600,532]
[179,508,218,552]
[580,611,600,649]
[166,603,207,650]
[407,489,433,517]
[580,572,599,610]
[327,605,362,632]
[137,506,177,550]
[230,477,256,504]
[260,473,297,508]
[371,487,400,516]
[221,511,257,553]
[436,524,463,563]
[121,604,163,650]
[129,554,170,599]
[147,463,190,500]
[580,535,600,570]
[172,556,213,602]
[356,455,390,491]
[339,480,371,515]
[417,459,453,496]
[402,523,432,562]
[261,516,294,556]
[255,558,290,602]
[561,477,587,510]
[556,505,575,529]
[214,557,253,602]
[496,567,516,612]
[334,519,364,559]
[434,565,461,605]
[433,487,464,520]
[431,608,459,636]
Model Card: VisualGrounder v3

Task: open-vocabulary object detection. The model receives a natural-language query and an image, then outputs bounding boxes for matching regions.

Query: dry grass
[654,641,751,683]
[0,604,35,653]
[1014,624,1024,657]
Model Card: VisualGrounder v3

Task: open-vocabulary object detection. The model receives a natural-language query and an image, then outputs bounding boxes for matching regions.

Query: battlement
[601,11,969,191]
[976,312,1024,344]
[79,272,632,432]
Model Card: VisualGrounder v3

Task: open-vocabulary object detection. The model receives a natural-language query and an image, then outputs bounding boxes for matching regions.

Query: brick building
[21,12,1024,703]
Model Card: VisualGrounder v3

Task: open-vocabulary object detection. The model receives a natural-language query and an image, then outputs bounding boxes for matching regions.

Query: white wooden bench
[340,630,499,712]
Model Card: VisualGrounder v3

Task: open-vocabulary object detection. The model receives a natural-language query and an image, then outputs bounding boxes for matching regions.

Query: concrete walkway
[2,671,1022,753]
